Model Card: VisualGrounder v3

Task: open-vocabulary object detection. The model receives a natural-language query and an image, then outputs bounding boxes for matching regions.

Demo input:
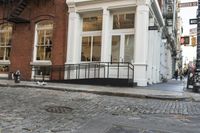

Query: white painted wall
[66,0,166,86]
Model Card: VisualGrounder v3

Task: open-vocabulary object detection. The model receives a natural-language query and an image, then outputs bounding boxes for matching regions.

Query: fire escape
[0,0,30,23]
[164,0,177,50]
[163,0,178,73]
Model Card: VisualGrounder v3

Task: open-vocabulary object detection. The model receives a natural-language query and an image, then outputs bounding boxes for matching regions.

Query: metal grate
[45,106,73,114]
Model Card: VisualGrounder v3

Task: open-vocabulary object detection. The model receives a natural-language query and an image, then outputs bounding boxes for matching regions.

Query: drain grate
[45,106,73,113]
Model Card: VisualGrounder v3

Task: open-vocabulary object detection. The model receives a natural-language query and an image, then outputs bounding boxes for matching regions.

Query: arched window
[34,20,53,61]
[0,23,12,74]
[0,23,12,61]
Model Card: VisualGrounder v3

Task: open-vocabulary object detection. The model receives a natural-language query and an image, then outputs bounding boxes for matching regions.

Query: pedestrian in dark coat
[174,69,178,80]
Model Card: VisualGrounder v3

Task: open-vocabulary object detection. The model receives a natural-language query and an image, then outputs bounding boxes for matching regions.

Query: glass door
[111,34,134,63]
[124,34,134,62]
[111,35,121,62]
[81,36,101,62]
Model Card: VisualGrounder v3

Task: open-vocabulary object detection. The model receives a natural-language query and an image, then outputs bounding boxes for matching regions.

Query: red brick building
[0,0,67,80]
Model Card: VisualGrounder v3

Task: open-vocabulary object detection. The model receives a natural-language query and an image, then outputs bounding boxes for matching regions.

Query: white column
[101,8,111,62]
[156,31,162,82]
[152,31,157,83]
[134,5,149,86]
[147,18,154,85]
[66,11,81,64]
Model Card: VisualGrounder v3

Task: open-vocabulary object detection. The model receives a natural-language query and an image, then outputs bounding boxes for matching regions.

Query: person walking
[174,69,178,80]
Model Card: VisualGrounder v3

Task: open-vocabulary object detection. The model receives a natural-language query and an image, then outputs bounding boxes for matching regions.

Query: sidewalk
[0,79,200,101]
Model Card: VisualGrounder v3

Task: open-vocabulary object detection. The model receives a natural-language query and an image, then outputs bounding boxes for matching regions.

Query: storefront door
[111,34,134,63]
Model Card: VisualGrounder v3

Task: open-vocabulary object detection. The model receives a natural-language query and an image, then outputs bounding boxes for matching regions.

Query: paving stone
[1,86,200,132]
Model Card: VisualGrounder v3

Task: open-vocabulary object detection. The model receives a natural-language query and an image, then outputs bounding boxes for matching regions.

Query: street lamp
[193,1,200,92]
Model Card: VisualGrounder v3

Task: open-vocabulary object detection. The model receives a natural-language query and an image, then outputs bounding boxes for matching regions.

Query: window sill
[0,60,10,65]
[30,61,52,66]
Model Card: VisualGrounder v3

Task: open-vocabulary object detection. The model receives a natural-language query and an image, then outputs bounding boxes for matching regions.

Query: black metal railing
[32,62,134,82]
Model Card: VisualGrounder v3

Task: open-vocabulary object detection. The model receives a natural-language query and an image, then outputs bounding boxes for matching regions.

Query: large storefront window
[113,13,134,29]
[81,15,102,62]
[83,15,102,31]
[35,21,53,61]
[111,13,134,63]
[0,24,12,61]
[81,36,101,61]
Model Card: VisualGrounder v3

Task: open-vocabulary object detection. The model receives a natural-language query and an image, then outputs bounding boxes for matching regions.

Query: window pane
[0,33,5,46]
[81,37,91,61]
[36,21,53,61]
[112,36,120,62]
[0,65,9,73]
[92,36,101,61]
[0,24,12,30]
[0,48,4,60]
[124,35,134,62]
[35,66,50,76]
[5,47,11,60]
[113,13,134,29]
[45,46,52,60]
[36,46,45,60]
[83,15,102,31]
[37,21,53,29]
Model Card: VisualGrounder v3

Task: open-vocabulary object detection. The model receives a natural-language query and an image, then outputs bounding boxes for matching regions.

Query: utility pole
[193,0,200,92]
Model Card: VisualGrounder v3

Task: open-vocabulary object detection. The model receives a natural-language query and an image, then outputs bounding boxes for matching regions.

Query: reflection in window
[81,36,101,62]
[35,21,53,60]
[113,13,134,29]
[124,35,134,62]
[83,15,102,31]
[0,23,12,60]
[0,65,9,73]
[111,36,120,62]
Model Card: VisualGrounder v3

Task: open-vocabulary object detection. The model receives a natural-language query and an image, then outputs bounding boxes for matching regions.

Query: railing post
[98,62,100,78]
[117,62,120,78]
[107,62,109,78]
[88,63,90,78]
[78,64,80,79]
[94,63,96,78]
[128,63,130,80]
[76,65,78,79]
[85,64,87,78]
[68,64,71,79]
[132,65,134,82]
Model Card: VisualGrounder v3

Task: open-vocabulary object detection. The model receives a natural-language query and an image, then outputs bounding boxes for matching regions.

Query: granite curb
[0,82,192,101]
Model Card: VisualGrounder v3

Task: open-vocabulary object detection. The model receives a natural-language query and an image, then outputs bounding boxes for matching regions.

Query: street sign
[190,18,198,24]
[179,2,197,8]
[190,28,197,35]
[148,26,158,30]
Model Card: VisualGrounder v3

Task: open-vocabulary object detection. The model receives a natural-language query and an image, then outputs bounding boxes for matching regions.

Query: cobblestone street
[1,86,200,133]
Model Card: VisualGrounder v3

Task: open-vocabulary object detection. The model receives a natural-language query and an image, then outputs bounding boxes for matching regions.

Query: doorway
[111,34,134,63]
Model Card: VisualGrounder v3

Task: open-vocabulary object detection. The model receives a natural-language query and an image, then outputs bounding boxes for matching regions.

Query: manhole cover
[45,106,73,113]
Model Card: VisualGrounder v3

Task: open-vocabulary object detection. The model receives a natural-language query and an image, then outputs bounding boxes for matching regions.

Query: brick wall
[0,0,67,80]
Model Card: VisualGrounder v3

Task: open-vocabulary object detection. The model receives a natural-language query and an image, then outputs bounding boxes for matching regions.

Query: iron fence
[32,62,134,82]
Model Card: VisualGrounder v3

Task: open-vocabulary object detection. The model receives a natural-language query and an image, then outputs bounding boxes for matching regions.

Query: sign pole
[193,0,200,92]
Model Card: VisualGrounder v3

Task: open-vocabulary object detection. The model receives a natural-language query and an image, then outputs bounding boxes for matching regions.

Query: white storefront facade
[66,0,165,86]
